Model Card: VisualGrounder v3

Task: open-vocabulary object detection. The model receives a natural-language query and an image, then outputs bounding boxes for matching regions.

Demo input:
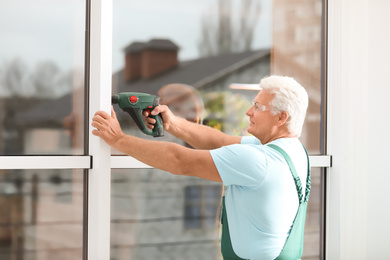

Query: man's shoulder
[267,138,302,152]
[240,136,261,145]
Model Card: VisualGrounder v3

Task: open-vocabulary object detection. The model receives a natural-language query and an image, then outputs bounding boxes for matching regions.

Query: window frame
[0,0,331,259]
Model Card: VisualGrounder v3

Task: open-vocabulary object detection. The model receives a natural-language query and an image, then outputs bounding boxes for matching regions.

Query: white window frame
[0,0,331,259]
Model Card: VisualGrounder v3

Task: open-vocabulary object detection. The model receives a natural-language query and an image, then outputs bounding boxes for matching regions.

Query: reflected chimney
[141,39,179,79]
[123,39,179,82]
[123,41,146,82]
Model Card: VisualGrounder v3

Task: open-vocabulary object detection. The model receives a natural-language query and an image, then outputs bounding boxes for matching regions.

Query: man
[92,75,310,260]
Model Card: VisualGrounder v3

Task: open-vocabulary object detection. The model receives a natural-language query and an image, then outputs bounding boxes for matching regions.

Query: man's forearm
[111,134,222,182]
[167,116,241,150]
[113,134,183,174]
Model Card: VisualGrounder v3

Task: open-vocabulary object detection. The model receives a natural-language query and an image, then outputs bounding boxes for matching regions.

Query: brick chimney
[123,39,179,82]
[141,39,179,79]
[123,42,146,82]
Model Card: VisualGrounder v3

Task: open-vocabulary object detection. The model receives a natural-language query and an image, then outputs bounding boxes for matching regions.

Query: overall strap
[302,146,311,202]
[221,197,247,260]
[267,144,304,203]
[268,144,311,260]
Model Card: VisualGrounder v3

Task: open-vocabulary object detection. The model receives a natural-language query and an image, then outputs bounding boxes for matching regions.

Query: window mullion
[86,0,113,259]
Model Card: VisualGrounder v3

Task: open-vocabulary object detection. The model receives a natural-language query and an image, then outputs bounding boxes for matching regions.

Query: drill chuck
[112,95,119,104]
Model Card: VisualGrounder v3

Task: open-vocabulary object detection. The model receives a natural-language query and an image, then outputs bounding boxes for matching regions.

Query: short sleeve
[210,144,268,189]
[241,136,262,145]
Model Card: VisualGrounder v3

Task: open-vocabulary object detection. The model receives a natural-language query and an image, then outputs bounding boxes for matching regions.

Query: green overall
[220,144,311,260]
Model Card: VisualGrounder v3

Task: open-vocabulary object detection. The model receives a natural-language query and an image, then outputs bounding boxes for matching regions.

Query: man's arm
[147,105,242,149]
[92,108,222,182]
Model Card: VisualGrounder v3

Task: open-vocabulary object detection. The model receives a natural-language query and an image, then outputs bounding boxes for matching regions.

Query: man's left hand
[92,106,125,147]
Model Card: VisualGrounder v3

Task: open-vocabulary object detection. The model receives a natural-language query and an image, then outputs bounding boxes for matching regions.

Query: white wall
[327,0,390,259]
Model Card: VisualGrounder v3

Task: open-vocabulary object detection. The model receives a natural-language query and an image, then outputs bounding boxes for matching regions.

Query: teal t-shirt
[210,137,308,260]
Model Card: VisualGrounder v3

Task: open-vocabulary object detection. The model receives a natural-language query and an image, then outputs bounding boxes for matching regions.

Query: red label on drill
[129,96,138,103]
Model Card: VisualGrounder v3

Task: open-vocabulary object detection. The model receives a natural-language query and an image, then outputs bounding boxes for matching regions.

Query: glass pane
[112,0,323,259]
[111,169,223,259]
[111,168,322,259]
[0,169,84,260]
[111,0,322,153]
[0,0,86,155]
[111,0,271,148]
[303,168,322,259]
[271,0,323,154]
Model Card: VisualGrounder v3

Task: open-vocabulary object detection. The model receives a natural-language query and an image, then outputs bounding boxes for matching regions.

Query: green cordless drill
[112,92,164,137]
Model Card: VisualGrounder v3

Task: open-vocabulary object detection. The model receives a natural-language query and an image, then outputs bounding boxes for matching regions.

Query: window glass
[111,0,323,259]
[111,169,223,259]
[111,168,322,259]
[0,0,86,155]
[111,0,322,153]
[304,168,323,259]
[111,0,271,145]
[271,0,323,154]
[0,169,84,259]
[184,185,222,229]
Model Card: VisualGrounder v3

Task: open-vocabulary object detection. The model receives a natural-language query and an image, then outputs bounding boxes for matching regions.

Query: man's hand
[92,106,125,147]
[144,105,177,131]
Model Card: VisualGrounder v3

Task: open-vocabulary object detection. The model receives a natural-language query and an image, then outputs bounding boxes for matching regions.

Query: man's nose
[246,106,253,117]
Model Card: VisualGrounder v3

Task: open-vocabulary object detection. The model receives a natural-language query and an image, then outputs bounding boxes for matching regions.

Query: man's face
[246,90,280,144]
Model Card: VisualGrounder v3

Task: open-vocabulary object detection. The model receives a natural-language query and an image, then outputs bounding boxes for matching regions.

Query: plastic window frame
[0,0,331,259]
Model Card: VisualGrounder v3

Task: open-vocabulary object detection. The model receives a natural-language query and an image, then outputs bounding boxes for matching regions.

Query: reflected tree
[198,0,262,57]
[33,61,72,98]
[0,58,72,98]
[202,91,251,136]
[1,58,34,97]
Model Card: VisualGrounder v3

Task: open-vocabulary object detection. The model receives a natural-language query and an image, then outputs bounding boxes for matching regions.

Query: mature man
[92,75,310,260]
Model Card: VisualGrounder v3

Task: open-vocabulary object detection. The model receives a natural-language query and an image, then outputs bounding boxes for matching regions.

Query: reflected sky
[0,0,271,72]
[0,0,85,71]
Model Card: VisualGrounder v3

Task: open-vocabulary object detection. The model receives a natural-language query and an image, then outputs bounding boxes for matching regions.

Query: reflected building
[272,0,323,154]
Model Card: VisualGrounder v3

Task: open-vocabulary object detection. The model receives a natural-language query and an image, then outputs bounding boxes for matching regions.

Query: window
[0,0,86,156]
[0,0,328,259]
[110,0,326,259]
[184,185,223,229]
[0,169,84,259]
[0,0,87,259]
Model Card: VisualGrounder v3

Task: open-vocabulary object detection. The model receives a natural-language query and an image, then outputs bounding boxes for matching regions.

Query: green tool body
[112,92,164,137]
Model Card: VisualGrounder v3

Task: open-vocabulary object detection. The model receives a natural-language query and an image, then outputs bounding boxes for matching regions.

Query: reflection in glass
[112,0,323,259]
[0,0,86,155]
[0,169,83,260]
[112,0,271,146]
[184,185,222,229]
[111,168,322,259]
[303,168,322,259]
[271,0,323,154]
[111,169,223,260]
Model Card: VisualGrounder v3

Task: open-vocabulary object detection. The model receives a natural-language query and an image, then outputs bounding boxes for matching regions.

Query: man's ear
[278,111,289,126]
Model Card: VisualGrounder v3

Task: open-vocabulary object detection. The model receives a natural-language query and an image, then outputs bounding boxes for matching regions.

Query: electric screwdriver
[112,92,164,137]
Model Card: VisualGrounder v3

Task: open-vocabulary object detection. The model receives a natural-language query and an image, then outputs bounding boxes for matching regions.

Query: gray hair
[259,75,308,137]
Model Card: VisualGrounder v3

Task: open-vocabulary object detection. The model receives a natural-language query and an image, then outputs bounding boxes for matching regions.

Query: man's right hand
[144,105,177,132]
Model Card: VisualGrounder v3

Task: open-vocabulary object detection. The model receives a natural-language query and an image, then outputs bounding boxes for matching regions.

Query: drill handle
[149,113,164,137]
[124,107,164,137]
[123,107,146,132]
[143,96,164,137]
